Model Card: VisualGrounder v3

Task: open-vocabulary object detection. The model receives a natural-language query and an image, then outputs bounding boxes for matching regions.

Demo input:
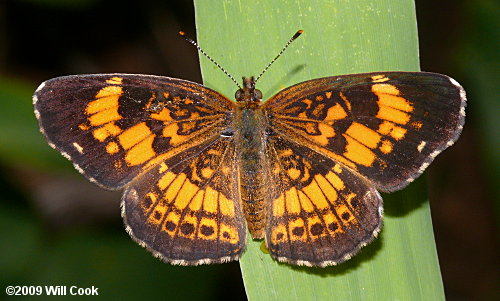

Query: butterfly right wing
[123,133,247,265]
[34,74,234,190]
[35,74,247,264]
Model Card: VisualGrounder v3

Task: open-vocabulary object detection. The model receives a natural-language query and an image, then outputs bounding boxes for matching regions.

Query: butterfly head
[235,76,263,103]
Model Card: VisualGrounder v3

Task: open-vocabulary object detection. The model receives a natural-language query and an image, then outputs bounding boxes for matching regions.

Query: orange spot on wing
[162,123,186,145]
[377,121,408,140]
[313,123,335,145]
[306,216,324,238]
[372,83,399,95]
[376,105,410,125]
[371,75,390,83]
[93,122,122,142]
[289,218,306,241]
[323,213,341,234]
[201,168,214,179]
[219,193,235,216]
[337,203,355,224]
[149,203,168,226]
[179,215,198,238]
[88,105,122,126]
[325,103,348,121]
[285,187,300,214]
[303,98,312,109]
[220,224,239,244]
[151,108,174,121]
[119,122,153,150]
[339,92,352,111]
[378,94,414,112]
[302,179,329,210]
[106,77,123,85]
[106,141,120,154]
[345,122,381,149]
[297,190,315,212]
[313,174,338,204]
[173,178,199,210]
[86,86,123,127]
[343,135,376,166]
[379,140,393,154]
[412,121,423,129]
[189,190,204,211]
[390,126,407,140]
[125,134,156,166]
[96,85,122,98]
[377,121,406,140]
[203,186,218,213]
[287,168,301,180]
[143,193,157,210]
[199,218,217,240]
[79,123,89,131]
[158,171,176,190]
[165,172,186,202]
[325,171,345,191]
[163,212,180,235]
[373,84,413,125]
[273,194,285,217]
[159,162,168,173]
[271,224,288,242]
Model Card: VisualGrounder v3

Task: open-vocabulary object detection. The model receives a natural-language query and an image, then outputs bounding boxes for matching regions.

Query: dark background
[0,0,497,300]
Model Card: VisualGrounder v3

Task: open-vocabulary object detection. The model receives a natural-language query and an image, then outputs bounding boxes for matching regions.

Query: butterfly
[33,32,466,267]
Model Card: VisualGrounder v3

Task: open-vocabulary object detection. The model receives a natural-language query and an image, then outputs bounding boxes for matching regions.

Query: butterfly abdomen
[234,107,271,239]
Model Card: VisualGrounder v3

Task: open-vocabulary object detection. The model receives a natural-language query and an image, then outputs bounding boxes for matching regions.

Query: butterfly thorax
[233,76,270,238]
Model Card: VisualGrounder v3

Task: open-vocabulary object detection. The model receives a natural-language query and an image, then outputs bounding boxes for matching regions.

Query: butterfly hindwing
[264,135,382,266]
[34,74,234,189]
[263,72,466,192]
[123,136,246,265]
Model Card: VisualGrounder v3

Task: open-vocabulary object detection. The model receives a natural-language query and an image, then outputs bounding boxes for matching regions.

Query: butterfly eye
[235,89,243,100]
[254,89,263,100]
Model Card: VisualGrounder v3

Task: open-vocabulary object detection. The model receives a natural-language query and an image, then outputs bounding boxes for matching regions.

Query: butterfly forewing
[34,74,234,189]
[263,72,466,192]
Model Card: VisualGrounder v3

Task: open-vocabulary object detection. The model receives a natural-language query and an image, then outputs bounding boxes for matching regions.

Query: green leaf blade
[194,0,445,300]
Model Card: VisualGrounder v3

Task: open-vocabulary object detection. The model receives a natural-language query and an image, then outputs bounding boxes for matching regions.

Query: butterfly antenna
[179,31,241,89]
[255,30,303,83]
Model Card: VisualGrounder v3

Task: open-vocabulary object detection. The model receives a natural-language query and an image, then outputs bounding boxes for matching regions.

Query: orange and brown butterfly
[33,30,466,267]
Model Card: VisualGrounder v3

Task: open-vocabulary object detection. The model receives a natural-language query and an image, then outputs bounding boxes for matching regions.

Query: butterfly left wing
[261,71,465,266]
[263,72,465,192]
[264,134,382,266]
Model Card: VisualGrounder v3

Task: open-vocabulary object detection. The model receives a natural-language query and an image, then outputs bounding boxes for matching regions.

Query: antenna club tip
[293,30,304,39]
